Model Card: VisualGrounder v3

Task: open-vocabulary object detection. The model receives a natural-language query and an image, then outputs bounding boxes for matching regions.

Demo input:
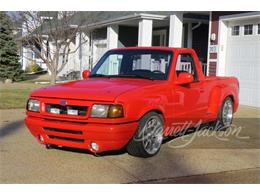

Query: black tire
[211,96,234,131]
[126,112,164,158]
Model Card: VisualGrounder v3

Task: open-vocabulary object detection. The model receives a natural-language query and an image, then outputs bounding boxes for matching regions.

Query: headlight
[90,104,124,118]
[90,104,109,118]
[27,99,40,112]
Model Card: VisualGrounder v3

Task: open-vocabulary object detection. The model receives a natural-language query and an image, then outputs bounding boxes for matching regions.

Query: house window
[244,24,253,35]
[258,24,260,34]
[231,26,240,36]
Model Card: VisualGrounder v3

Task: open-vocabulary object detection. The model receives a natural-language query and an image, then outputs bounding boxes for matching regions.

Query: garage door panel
[226,63,257,80]
[239,88,260,107]
[225,21,260,107]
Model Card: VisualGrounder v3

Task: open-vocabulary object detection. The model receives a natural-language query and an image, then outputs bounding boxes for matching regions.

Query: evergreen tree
[0,12,23,81]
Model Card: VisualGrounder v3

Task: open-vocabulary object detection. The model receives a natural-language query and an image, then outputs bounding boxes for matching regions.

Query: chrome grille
[45,104,88,116]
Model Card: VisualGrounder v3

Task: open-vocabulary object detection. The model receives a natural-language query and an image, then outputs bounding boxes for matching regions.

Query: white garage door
[225,19,260,107]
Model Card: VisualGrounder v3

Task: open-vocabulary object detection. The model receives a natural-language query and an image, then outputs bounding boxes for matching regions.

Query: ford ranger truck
[25,47,239,158]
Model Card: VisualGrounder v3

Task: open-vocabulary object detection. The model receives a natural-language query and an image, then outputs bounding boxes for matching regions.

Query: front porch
[84,12,209,75]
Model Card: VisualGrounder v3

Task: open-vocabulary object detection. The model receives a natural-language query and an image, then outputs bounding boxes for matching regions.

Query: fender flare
[207,86,223,115]
[208,85,235,116]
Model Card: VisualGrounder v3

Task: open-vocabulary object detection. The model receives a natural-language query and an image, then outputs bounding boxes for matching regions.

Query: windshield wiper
[89,74,154,80]
[89,74,108,78]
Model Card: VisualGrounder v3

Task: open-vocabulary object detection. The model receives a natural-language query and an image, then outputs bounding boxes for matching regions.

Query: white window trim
[243,24,254,36]
[231,25,240,36]
[256,24,260,35]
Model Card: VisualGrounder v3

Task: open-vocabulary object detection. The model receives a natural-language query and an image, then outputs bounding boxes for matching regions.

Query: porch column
[76,32,83,74]
[107,25,118,49]
[216,20,228,76]
[75,32,81,51]
[169,12,183,47]
[22,47,29,70]
[187,22,193,48]
[138,19,153,46]
[80,32,91,71]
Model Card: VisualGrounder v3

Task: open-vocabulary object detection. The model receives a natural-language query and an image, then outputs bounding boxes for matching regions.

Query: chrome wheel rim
[142,116,163,155]
[222,99,233,126]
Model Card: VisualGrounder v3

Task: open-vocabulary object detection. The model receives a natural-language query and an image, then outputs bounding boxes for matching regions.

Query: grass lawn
[0,83,47,109]
[0,74,49,109]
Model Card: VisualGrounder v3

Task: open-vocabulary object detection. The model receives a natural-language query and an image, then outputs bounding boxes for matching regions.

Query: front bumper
[24,116,138,153]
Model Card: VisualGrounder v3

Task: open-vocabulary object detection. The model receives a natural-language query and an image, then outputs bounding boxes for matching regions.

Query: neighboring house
[20,11,58,71]
[20,11,260,107]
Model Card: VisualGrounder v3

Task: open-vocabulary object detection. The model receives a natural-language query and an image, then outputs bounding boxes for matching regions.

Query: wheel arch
[226,94,234,103]
[207,85,236,116]
[138,109,165,123]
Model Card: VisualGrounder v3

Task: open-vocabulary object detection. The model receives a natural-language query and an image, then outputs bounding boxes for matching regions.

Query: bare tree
[19,11,89,84]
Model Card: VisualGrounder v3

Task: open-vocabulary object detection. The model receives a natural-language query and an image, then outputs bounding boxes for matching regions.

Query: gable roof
[71,11,210,26]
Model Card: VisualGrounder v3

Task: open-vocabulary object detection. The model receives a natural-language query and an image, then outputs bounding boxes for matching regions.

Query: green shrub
[25,61,43,73]
[0,12,24,81]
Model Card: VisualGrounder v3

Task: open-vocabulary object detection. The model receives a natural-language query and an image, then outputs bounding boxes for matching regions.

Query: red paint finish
[25,47,239,153]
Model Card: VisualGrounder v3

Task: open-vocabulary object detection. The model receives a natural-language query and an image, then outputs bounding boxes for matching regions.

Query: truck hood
[30,78,157,102]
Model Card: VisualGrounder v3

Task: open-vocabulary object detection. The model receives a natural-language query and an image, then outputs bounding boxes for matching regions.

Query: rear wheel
[126,112,164,158]
[211,97,234,131]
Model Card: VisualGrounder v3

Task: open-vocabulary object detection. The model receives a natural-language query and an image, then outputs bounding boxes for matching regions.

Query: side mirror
[82,70,90,79]
[175,72,194,85]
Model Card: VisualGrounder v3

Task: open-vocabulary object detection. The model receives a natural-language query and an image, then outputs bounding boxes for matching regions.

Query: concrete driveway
[0,106,259,183]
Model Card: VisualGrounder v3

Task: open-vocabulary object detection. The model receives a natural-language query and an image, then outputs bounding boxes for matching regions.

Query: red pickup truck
[25,47,239,157]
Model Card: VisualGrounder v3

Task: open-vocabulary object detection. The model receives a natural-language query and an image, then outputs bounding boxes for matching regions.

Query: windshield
[89,49,173,80]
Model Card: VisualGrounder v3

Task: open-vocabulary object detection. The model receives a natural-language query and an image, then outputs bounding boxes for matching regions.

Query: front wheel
[211,97,234,131]
[126,112,164,158]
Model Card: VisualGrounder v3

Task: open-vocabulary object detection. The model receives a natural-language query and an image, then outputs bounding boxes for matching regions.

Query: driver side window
[175,53,198,81]
[97,54,122,75]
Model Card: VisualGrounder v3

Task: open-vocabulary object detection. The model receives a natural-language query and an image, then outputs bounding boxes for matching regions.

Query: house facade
[20,11,260,107]
[208,12,260,107]
[77,11,210,76]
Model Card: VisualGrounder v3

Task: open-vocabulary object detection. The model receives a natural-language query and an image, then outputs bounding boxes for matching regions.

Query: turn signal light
[108,105,124,118]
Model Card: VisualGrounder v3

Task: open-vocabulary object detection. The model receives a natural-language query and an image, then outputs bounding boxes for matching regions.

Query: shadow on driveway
[46,125,208,157]
[51,145,127,157]
[0,120,24,138]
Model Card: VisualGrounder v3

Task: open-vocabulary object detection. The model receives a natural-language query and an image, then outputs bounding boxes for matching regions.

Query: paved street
[0,105,259,183]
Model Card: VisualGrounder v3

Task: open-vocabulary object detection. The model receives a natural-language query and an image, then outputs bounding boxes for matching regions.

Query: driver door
[172,53,206,127]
